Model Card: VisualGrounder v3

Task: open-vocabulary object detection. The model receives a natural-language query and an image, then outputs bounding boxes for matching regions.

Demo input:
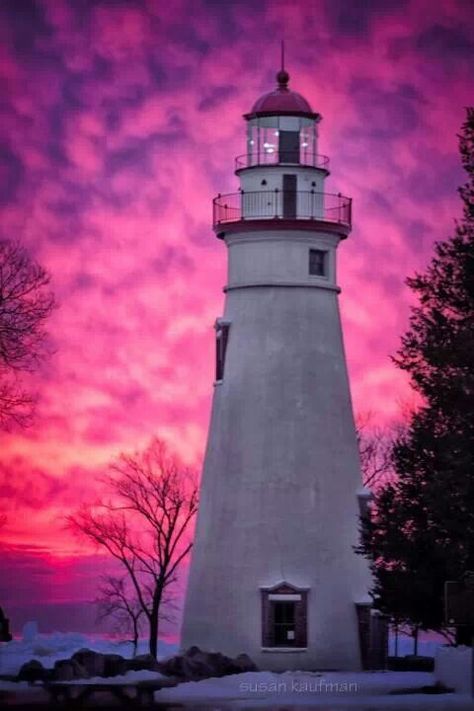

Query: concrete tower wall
[226,228,339,288]
[181,226,370,671]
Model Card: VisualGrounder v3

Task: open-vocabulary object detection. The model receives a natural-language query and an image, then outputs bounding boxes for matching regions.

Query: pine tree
[358,108,474,643]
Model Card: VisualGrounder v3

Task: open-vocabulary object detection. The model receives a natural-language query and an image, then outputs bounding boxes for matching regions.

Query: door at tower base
[356,603,389,670]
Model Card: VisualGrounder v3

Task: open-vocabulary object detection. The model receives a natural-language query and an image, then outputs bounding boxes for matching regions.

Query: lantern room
[214,65,352,234]
[236,70,328,171]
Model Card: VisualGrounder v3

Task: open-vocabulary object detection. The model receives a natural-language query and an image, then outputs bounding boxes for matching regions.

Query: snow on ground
[1,631,472,709]
[0,631,178,675]
[1,669,472,710]
[153,671,471,709]
[49,669,167,685]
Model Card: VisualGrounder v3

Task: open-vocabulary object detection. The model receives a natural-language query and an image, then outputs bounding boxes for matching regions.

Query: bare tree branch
[68,437,198,658]
[356,413,402,488]
[0,239,55,429]
[95,576,146,655]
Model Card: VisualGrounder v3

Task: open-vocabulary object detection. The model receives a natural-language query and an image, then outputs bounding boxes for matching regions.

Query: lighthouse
[181,67,374,671]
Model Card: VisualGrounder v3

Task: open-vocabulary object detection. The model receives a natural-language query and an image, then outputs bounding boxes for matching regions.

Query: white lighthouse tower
[181,67,373,671]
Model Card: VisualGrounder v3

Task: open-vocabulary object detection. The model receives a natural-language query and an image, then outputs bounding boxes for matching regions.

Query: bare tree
[69,437,199,658]
[96,575,177,656]
[0,239,55,428]
[356,413,400,489]
[95,576,145,655]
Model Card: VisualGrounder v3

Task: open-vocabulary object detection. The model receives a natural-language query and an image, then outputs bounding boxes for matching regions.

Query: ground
[0,632,472,709]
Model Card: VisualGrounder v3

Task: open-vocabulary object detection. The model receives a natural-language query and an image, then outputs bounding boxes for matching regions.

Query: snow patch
[53,670,166,685]
[0,632,177,675]
[153,669,438,705]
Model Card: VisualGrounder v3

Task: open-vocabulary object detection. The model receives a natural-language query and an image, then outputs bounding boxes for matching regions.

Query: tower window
[309,249,327,277]
[215,321,230,381]
[261,583,308,648]
[273,601,296,645]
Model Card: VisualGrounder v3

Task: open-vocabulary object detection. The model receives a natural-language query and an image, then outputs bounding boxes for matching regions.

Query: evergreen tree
[358,108,474,643]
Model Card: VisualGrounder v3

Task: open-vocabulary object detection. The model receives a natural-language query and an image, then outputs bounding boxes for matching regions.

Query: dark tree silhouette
[95,575,177,655]
[69,437,198,658]
[0,239,55,428]
[356,413,398,489]
[357,108,474,644]
[95,576,145,655]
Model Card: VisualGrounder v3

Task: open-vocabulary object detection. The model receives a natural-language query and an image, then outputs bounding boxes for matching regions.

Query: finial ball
[276,69,290,88]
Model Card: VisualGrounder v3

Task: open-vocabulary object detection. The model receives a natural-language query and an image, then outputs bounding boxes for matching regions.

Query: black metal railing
[213,190,352,229]
[235,151,330,170]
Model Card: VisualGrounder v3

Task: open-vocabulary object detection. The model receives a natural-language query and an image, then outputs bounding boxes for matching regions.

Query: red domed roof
[246,70,318,119]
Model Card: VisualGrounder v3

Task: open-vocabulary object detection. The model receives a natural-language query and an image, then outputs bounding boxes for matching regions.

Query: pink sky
[0,0,473,636]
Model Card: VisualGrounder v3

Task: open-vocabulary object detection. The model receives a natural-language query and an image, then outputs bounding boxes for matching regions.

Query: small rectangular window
[215,322,230,381]
[261,585,308,648]
[309,248,327,276]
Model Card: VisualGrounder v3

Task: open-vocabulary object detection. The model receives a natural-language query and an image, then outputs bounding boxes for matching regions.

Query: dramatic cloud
[0,0,473,634]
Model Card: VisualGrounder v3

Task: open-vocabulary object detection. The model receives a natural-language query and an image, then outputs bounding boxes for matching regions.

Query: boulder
[103,653,128,677]
[71,648,105,677]
[127,653,161,672]
[181,647,218,679]
[52,659,88,681]
[234,653,258,673]
[158,646,258,680]
[18,659,47,684]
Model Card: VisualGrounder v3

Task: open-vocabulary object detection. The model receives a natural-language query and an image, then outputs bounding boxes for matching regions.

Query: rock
[18,659,47,684]
[52,659,88,681]
[182,647,217,679]
[210,651,241,676]
[71,648,105,677]
[234,653,258,673]
[64,650,127,678]
[103,654,127,677]
[22,621,38,643]
[157,655,180,677]
[127,653,161,672]
[158,646,258,680]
